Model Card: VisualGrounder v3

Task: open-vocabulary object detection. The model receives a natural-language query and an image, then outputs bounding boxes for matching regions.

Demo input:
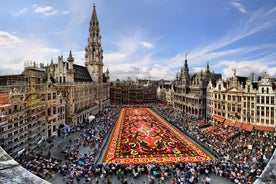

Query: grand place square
[1,2,276,184]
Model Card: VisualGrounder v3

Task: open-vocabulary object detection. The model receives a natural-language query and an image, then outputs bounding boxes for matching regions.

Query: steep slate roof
[73,64,93,82]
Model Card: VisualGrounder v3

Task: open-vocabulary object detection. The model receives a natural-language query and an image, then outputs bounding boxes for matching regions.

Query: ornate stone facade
[46,5,110,127]
[208,72,276,130]
[0,63,66,157]
[174,58,221,119]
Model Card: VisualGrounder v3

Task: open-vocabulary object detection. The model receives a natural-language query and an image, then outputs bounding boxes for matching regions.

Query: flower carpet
[103,108,212,165]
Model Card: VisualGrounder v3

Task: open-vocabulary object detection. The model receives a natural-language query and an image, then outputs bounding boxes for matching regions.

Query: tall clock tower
[85,4,103,83]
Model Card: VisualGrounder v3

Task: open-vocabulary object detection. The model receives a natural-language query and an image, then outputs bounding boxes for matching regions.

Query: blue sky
[0,0,276,81]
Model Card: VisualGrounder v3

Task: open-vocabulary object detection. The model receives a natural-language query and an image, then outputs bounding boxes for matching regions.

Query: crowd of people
[18,104,275,184]
[155,105,276,184]
[57,106,122,183]
[18,153,61,180]
[54,105,220,184]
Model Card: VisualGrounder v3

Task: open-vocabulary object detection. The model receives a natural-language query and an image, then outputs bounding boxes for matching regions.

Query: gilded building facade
[0,63,66,157]
[174,58,221,119]
[208,71,276,131]
[43,81,66,137]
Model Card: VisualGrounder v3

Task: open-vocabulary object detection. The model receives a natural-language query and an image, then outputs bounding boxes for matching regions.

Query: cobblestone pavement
[40,129,233,184]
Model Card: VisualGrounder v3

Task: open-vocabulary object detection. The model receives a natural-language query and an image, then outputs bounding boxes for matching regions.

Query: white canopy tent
[88,115,95,122]
[37,136,45,145]
[17,148,25,156]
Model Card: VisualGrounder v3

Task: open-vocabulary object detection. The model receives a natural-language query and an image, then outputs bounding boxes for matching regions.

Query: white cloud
[65,0,91,27]
[0,33,63,76]
[68,51,85,66]
[105,52,175,81]
[149,64,175,80]
[165,54,187,69]
[182,6,276,78]
[28,47,59,54]
[0,31,22,48]
[108,63,175,81]
[192,7,276,56]
[267,6,276,15]
[229,2,247,13]
[104,33,153,65]
[220,60,276,78]
[1,3,276,82]
[16,8,28,16]
[32,5,70,17]
[105,52,126,63]
[192,67,206,73]
[34,6,58,16]
[102,32,170,80]
[105,5,276,81]
[61,10,70,15]
[21,45,61,64]
[140,41,154,49]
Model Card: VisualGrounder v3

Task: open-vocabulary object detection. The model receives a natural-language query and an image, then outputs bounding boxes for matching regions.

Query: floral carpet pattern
[103,108,212,165]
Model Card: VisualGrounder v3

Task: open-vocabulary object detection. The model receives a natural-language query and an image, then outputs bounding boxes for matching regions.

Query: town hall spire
[85,4,103,83]
[90,4,98,25]
[181,54,190,86]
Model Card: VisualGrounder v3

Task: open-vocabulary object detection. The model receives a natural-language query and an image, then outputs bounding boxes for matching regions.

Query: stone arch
[58,124,65,137]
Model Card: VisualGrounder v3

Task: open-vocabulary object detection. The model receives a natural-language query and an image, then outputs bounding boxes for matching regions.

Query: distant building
[174,58,221,119]
[156,80,175,104]
[110,78,157,104]
[166,84,175,105]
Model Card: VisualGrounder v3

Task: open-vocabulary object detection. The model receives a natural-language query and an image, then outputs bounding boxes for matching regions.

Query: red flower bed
[103,108,212,165]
